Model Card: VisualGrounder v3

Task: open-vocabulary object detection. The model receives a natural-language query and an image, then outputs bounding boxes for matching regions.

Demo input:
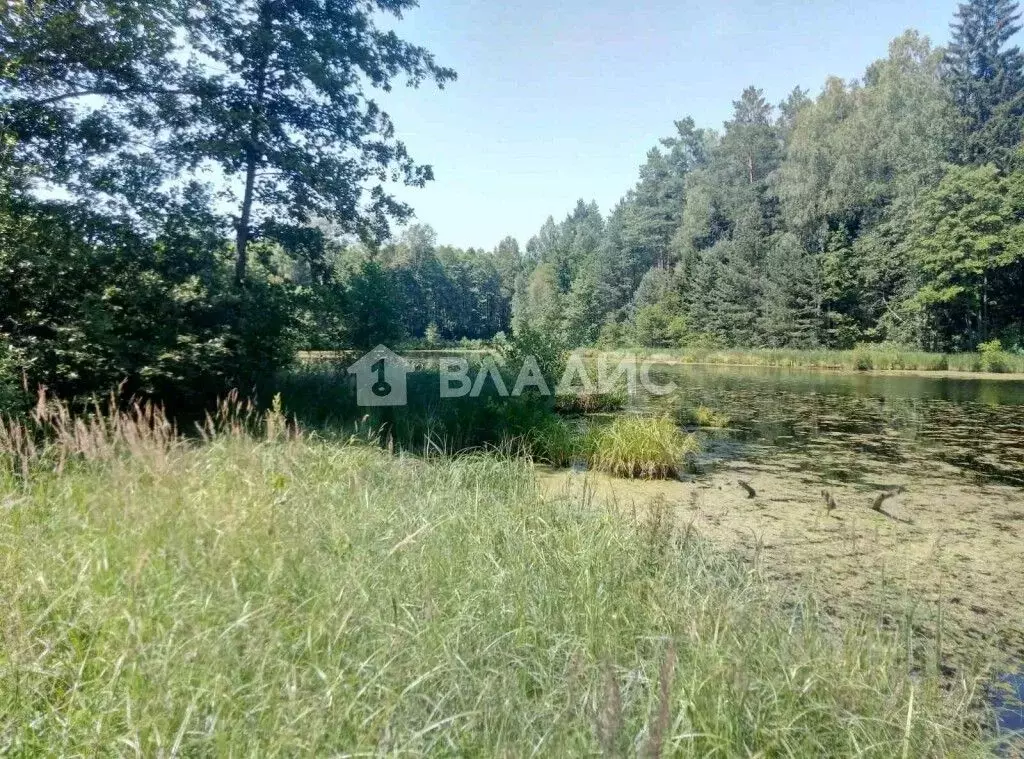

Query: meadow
[0,397,994,756]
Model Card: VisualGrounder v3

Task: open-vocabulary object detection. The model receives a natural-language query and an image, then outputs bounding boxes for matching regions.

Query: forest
[3,0,1024,410]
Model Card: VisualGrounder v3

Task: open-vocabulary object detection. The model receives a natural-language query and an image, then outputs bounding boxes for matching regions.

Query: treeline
[325,227,521,348]
[347,0,1024,356]
[502,1,1022,353]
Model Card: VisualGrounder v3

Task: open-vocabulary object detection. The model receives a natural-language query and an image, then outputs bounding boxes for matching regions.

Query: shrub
[852,350,874,371]
[0,199,299,412]
[978,339,1010,373]
[498,325,568,388]
[596,315,628,349]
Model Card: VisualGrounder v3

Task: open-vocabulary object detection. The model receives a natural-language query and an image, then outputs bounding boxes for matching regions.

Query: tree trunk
[982,272,988,343]
[234,0,272,284]
[235,153,258,283]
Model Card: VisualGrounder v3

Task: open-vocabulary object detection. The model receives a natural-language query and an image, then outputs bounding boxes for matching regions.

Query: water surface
[638,365,1024,488]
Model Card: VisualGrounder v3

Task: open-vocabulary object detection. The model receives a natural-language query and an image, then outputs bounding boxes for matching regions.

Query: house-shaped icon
[347,345,410,407]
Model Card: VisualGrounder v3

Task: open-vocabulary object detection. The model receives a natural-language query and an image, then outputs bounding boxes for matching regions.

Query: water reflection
[993,672,1024,749]
[639,365,1024,487]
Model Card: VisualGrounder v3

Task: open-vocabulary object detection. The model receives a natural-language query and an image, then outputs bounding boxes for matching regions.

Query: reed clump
[586,415,699,479]
[678,404,731,428]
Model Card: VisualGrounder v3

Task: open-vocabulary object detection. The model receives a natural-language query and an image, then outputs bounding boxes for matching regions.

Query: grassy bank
[0,407,994,754]
[588,346,1024,375]
[273,364,696,478]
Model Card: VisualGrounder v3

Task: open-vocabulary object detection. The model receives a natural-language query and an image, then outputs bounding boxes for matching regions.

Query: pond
[637,364,1024,488]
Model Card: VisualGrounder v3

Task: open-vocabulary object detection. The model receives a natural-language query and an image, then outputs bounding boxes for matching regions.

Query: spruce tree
[945,0,1024,164]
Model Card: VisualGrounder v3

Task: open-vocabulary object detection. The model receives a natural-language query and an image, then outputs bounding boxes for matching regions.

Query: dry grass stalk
[595,663,623,757]
[643,640,678,759]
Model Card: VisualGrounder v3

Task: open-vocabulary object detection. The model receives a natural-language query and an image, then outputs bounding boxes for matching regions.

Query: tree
[0,193,298,405]
[759,234,821,347]
[173,0,456,282]
[561,263,604,347]
[493,236,522,332]
[1,0,185,213]
[628,267,688,347]
[344,259,404,350]
[511,263,562,338]
[906,160,1024,346]
[945,0,1024,165]
[723,87,781,188]
[777,86,812,141]
[776,32,957,346]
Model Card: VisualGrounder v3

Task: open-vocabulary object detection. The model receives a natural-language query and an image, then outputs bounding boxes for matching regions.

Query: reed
[588,346,1024,374]
[0,414,987,755]
[586,415,700,479]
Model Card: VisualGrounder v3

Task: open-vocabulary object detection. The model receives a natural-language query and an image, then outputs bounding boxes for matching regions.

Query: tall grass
[586,415,701,479]
[0,410,989,755]
[589,346,1024,374]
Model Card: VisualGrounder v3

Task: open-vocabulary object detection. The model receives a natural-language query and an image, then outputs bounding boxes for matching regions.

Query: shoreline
[582,352,1024,382]
[297,348,1024,381]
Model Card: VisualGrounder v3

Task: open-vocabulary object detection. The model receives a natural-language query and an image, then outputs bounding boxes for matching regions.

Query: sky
[378,0,964,250]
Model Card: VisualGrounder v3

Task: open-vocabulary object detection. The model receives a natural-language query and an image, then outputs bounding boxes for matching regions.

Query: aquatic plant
[554,387,628,414]
[587,415,699,479]
[678,404,731,428]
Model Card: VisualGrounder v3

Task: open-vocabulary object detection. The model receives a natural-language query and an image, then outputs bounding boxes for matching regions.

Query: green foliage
[0,339,25,413]
[9,0,1024,414]
[512,262,563,338]
[0,197,298,406]
[905,160,1024,347]
[978,338,1012,371]
[632,305,689,348]
[498,325,569,389]
[678,405,731,428]
[596,314,629,348]
[760,233,822,348]
[1,0,183,203]
[375,225,515,342]
[341,259,406,351]
[1,0,457,408]
[508,18,1020,356]
[945,0,1024,165]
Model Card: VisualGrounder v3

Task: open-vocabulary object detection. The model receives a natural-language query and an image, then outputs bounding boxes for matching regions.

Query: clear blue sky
[380,0,963,250]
